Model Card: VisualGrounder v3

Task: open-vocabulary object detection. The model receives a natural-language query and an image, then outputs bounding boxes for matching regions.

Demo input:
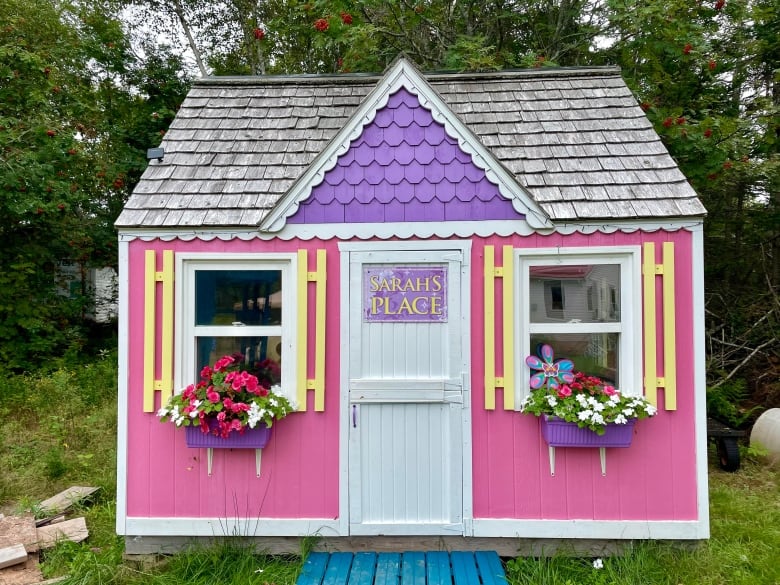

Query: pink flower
[223,398,234,410]
[214,356,234,371]
[200,365,212,380]
[245,375,259,393]
[557,385,572,398]
[206,387,220,403]
[182,384,196,400]
[603,385,617,396]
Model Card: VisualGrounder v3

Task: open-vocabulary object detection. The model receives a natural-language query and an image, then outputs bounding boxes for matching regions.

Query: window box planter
[185,420,272,477]
[540,415,637,476]
[540,415,636,448]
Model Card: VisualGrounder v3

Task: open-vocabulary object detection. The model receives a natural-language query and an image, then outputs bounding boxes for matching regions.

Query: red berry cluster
[253,27,265,40]
[314,18,329,31]
[340,11,352,25]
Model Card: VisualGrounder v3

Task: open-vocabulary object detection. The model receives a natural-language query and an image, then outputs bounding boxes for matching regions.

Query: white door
[346,248,469,536]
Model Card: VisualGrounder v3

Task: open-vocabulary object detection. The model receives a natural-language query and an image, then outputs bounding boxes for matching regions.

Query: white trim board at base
[122,518,342,537]
[472,519,709,540]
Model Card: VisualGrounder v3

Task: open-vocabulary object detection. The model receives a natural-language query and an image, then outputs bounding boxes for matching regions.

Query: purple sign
[364,266,448,322]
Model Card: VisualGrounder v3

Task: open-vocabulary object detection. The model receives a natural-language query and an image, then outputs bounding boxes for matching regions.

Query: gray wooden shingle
[116,65,705,229]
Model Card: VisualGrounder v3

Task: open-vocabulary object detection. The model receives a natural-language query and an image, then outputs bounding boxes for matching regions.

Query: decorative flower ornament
[525,343,575,389]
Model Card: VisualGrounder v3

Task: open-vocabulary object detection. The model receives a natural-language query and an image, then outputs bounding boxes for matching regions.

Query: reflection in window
[196,335,282,388]
[195,270,282,326]
[530,264,620,323]
[530,333,619,386]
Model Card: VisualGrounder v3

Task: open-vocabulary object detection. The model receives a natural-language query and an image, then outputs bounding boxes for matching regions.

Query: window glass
[195,270,282,326]
[196,335,283,387]
[530,264,620,323]
[530,333,620,386]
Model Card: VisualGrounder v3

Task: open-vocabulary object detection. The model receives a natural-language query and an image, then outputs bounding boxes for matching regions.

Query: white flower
[576,393,588,406]
[645,404,657,416]
[623,407,635,417]
[592,402,605,412]
[593,558,603,569]
[590,412,605,425]
[546,395,558,407]
[157,407,169,417]
[614,414,627,424]
[188,400,202,417]
[578,409,593,421]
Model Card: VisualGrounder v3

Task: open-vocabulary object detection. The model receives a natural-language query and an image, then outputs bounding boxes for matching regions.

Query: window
[176,254,297,392]
[516,247,642,402]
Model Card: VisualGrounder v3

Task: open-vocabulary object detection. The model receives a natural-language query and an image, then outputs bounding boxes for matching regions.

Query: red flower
[708,59,716,71]
[683,43,692,55]
[662,117,673,128]
[57,203,65,210]
[340,11,352,25]
[676,117,686,125]
[253,27,265,40]
[704,128,713,138]
[715,0,724,9]
[723,160,733,170]
[314,18,329,31]
[640,102,651,111]
[68,148,76,155]
[46,129,56,136]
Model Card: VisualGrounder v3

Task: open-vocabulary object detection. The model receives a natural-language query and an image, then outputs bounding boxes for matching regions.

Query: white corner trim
[691,224,711,538]
[115,239,130,536]
[258,57,552,233]
[472,518,709,540]
[123,517,343,537]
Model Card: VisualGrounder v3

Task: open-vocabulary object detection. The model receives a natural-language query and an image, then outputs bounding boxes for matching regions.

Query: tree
[0,0,190,369]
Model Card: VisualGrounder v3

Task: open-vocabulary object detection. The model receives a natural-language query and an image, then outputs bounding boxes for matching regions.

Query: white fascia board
[472,519,709,540]
[258,57,552,233]
[118,219,703,243]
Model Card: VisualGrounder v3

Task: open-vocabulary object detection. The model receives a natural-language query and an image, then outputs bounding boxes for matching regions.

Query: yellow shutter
[642,242,677,410]
[297,249,327,412]
[143,249,174,412]
[483,245,515,410]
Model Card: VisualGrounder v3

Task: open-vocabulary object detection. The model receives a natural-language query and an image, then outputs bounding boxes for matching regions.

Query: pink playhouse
[115,58,709,555]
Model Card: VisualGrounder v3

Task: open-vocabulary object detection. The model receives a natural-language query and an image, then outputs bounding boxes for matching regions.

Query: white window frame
[514,246,643,406]
[174,253,298,394]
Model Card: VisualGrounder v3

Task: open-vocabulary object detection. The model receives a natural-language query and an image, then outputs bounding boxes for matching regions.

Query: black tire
[717,437,740,472]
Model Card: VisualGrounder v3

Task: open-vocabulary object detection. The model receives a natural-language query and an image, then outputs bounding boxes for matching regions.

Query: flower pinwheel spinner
[525,344,575,390]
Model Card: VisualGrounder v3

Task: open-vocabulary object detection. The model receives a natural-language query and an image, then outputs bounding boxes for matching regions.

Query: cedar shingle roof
[116,63,705,230]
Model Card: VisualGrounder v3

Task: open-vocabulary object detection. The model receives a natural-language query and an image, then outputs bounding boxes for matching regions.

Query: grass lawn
[1,356,778,585]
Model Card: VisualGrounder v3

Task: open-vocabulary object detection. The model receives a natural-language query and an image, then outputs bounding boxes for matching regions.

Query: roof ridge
[193,66,623,87]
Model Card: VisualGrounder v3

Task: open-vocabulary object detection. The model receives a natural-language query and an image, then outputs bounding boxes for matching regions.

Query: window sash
[175,253,297,393]
[515,246,642,401]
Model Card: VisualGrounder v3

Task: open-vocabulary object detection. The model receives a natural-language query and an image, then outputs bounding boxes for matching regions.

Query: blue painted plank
[474,551,506,585]
[374,553,401,585]
[297,552,329,585]
[451,552,480,585]
[347,552,377,585]
[401,552,426,585]
[322,552,354,585]
[425,551,452,585]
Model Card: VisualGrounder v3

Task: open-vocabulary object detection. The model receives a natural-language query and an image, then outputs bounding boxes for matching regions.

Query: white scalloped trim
[259,58,552,233]
[117,219,701,242]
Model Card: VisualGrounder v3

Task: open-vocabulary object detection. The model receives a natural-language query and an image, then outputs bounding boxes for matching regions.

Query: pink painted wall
[123,229,700,523]
[470,230,699,521]
[124,237,342,519]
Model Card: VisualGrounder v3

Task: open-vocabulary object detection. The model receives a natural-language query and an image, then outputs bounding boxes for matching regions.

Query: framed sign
[363,266,448,322]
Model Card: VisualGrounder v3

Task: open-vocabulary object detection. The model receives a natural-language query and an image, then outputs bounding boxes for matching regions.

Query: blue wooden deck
[296,551,506,585]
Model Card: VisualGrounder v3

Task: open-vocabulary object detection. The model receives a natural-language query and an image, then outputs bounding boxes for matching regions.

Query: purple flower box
[540,415,636,448]
[185,420,272,449]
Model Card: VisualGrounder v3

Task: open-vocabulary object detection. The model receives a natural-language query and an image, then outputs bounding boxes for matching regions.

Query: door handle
[352,404,357,428]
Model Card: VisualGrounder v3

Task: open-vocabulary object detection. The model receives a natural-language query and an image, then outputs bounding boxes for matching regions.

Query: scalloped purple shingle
[289,88,522,224]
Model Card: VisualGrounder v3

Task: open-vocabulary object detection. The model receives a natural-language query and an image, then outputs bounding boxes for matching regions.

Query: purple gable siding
[287,88,523,224]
